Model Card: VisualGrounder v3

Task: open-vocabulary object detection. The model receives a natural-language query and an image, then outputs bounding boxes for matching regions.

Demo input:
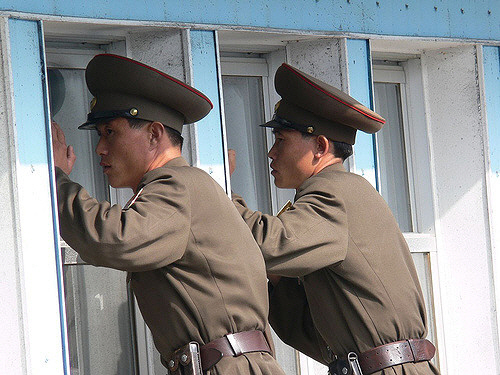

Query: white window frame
[373,64,418,231]
[220,55,295,215]
[373,63,437,240]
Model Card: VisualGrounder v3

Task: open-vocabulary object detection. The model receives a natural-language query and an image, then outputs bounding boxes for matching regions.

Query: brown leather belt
[329,339,435,375]
[359,338,436,374]
[200,330,271,371]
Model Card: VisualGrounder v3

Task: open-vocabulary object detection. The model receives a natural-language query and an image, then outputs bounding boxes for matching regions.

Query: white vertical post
[422,44,498,374]
[481,44,500,374]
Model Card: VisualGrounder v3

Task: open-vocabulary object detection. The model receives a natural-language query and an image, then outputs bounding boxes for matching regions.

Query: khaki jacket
[57,157,284,375]
[233,163,439,375]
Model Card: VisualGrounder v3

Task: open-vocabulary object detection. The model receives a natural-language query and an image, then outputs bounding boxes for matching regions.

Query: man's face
[95,118,152,191]
[268,128,317,189]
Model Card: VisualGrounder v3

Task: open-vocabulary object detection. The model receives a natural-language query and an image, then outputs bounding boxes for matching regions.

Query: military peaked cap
[79,54,213,133]
[262,63,385,144]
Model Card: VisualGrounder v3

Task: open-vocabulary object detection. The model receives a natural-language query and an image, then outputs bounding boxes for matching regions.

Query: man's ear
[149,121,164,148]
[314,135,331,158]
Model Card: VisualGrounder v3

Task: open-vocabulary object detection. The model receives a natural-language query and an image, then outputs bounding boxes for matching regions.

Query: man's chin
[272,177,287,189]
[107,179,124,189]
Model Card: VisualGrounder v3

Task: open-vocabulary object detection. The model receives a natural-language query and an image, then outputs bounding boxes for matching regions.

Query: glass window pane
[374,82,413,232]
[64,266,135,374]
[222,75,272,213]
[49,68,137,374]
[49,68,107,201]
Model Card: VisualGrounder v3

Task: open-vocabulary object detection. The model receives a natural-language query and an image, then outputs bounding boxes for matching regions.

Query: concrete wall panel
[422,44,498,374]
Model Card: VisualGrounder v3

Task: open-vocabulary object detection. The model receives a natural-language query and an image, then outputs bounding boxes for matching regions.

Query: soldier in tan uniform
[230,64,439,375]
[52,54,285,375]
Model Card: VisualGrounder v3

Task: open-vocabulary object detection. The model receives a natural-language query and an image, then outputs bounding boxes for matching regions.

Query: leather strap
[200,330,271,371]
[358,339,436,374]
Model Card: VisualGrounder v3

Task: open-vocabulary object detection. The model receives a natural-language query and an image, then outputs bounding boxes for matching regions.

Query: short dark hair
[127,118,184,149]
[300,132,353,161]
[332,141,353,161]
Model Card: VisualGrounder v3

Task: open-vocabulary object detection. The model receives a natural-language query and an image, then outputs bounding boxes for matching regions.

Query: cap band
[271,114,313,134]
[87,109,138,122]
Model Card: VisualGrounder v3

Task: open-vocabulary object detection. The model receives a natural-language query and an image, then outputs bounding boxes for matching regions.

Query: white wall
[422,44,498,373]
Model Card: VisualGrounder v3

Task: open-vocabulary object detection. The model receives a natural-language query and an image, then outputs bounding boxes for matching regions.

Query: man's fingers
[52,121,66,144]
[51,121,59,142]
[228,149,236,176]
[67,145,77,173]
[58,123,66,144]
[67,145,76,160]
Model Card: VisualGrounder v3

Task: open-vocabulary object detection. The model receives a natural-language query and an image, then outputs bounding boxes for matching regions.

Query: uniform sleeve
[56,168,190,272]
[232,177,348,276]
[269,277,329,365]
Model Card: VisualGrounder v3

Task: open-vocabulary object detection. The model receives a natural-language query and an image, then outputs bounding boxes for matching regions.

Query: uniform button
[181,354,188,363]
[168,360,175,368]
[342,367,348,375]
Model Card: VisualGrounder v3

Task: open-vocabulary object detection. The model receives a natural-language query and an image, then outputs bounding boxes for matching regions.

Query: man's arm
[232,185,348,277]
[56,168,190,272]
[52,122,190,272]
[229,148,348,276]
[269,277,330,364]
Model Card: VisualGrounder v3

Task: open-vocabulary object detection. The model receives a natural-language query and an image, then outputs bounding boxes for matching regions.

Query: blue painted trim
[347,39,379,190]
[39,23,71,375]
[189,30,227,188]
[483,46,500,177]
[2,0,500,41]
[9,18,69,374]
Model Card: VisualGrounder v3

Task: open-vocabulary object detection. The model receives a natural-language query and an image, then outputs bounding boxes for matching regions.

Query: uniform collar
[296,162,346,194]
[137,156,189,189]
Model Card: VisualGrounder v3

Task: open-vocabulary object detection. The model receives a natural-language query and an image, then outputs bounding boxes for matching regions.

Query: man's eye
[106,129,113,135]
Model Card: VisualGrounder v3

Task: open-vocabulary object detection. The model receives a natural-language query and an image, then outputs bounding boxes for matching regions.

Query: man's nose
[268,144,276,160]
[95,137,107,156]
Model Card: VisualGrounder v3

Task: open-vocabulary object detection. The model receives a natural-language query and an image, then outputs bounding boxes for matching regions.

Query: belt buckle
[348,352,364,375]
[165,342,203,375]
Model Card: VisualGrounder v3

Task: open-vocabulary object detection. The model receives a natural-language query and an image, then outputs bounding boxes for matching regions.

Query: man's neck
[311,156,343,176]
[132,150,182,193]
[148,150,182,171]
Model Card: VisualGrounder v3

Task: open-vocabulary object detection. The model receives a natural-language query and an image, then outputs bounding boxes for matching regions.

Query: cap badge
[306,126,314,133]
[129,108,138,116]
[90,97,97,110]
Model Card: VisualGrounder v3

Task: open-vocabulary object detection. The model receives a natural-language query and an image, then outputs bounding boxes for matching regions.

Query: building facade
[1,1,499,374]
